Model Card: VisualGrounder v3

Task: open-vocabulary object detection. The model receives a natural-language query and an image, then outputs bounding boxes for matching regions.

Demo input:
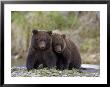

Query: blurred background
[11,11,100,67]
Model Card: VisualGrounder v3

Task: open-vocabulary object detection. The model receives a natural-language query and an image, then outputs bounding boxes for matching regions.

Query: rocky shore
[11,64,100,77]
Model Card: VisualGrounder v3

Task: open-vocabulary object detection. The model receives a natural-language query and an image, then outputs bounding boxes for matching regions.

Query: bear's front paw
[26,65,34,71]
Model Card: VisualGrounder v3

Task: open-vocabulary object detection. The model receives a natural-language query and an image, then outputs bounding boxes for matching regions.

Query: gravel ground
[11,64,100,77]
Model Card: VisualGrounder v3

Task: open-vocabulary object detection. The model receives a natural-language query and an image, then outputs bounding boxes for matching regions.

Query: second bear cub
[52,33,81,70]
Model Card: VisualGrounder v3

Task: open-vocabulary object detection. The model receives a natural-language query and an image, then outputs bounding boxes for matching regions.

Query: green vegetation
[11,11,77,30]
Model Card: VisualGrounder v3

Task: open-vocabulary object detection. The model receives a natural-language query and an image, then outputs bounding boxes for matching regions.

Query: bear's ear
[32,29,38,34]
[62,34,66,38]
[47,31,52,35]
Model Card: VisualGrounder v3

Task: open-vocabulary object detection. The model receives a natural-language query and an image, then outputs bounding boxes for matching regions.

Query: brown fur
[52,33,81,70]
[26,30,57,71]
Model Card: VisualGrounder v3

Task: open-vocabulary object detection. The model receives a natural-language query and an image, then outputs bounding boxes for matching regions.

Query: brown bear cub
[26,30,57,71]
[52,33,81,70]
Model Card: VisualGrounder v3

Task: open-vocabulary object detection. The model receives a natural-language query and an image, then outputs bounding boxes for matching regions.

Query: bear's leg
[44,54,56,69]
[68,63,74,70]
[74,63,81,69]
[69,62,81,69]
[26,54,36,71]
[57,58,69,70]
[56,59,63,70]
[46,59,56,68]
[33,61,40,69]
[62,59,70,69]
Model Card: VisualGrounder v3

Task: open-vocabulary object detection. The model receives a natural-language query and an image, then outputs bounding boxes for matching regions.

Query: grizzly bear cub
[26,30,57,71]
[52,33,81,70]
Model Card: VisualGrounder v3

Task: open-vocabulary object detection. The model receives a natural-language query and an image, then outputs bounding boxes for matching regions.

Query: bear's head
[31,29,52,51]
[52,33,66,53]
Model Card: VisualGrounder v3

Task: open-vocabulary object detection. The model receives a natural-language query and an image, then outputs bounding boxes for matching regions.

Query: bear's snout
[39,41,46,50]
[55,45,62,53]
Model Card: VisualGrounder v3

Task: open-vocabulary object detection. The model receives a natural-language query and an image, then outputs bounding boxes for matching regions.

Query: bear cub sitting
[26,30,57,71]
[52,33,82,70]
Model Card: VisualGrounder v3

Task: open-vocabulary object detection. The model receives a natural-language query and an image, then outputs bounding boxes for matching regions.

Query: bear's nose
[57,50,61,53]
[41,46,45,49]
[39,41,46,49]
[55,46,61,53]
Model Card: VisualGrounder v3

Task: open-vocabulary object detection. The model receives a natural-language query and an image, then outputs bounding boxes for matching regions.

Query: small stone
[62,75,68,77]
[59,71,62,73]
